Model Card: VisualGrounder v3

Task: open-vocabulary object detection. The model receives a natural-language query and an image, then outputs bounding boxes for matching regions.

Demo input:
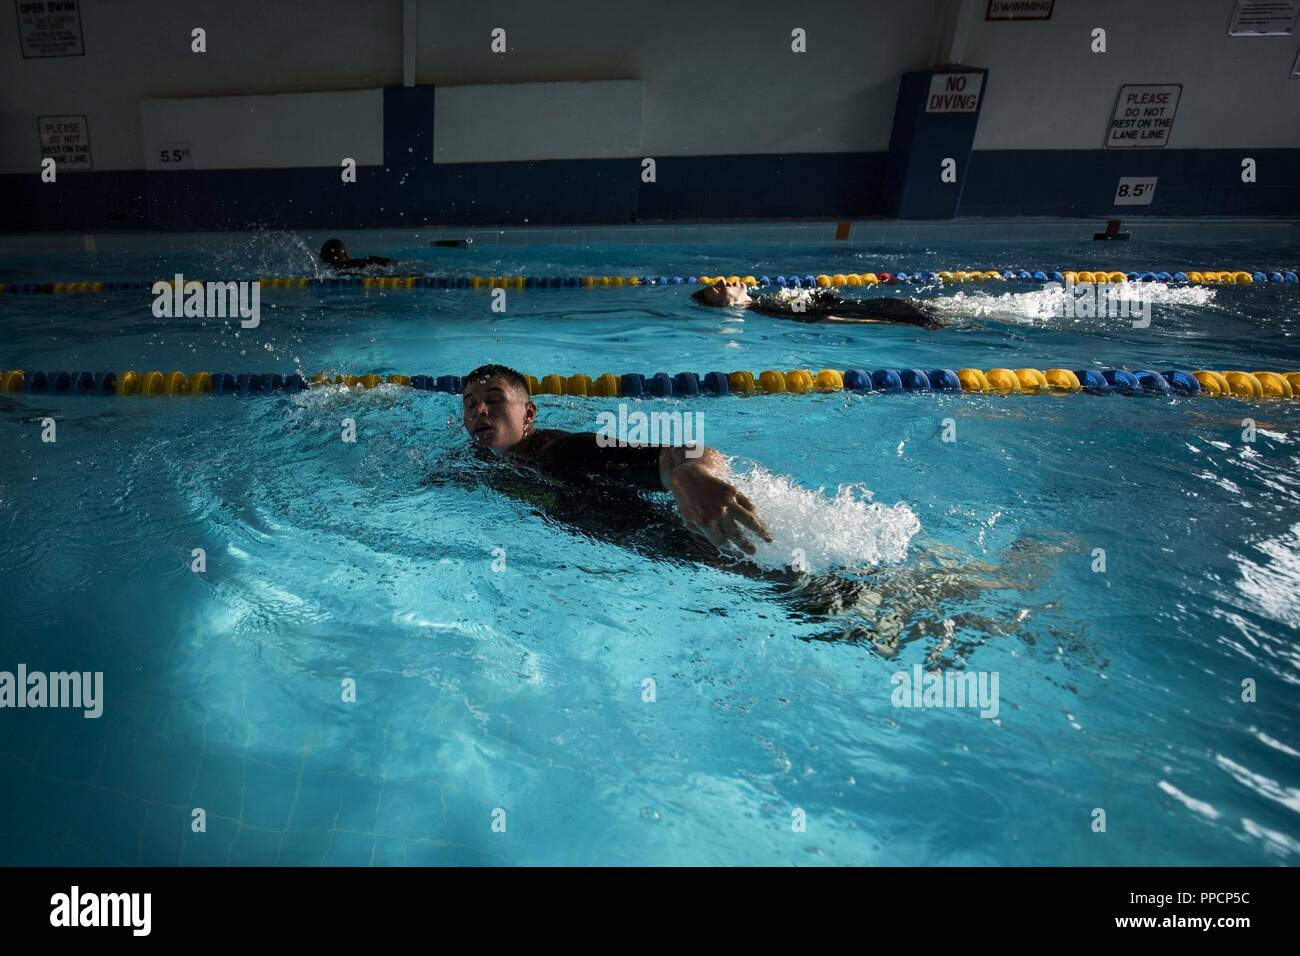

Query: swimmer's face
[700,280,750,307]
[463,375,535,450]
[321,242,348,265]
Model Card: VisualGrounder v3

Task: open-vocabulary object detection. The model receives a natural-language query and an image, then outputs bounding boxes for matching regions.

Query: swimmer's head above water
[319,238,349,266]
[462,364,536,450]
[318,238,396,270]
[691,280,752,308]
[459,363,773,554]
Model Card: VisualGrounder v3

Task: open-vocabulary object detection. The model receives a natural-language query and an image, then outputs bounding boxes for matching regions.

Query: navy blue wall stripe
[635,153,884,221]
[960,148,1300,218]
[0,170,148,232]
[1,149,1298,231]
[382,86,436,166]
[881,69,988,219]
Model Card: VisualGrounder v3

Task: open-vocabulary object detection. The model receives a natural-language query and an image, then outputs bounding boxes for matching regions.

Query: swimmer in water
[461,363,772,555]
[438,365,1067,654]
[692,279,943,329]
[319,238,397,271]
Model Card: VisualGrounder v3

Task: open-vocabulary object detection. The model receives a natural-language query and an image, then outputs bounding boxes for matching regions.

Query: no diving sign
[925,73,984,113]
[1105,84,1181,148]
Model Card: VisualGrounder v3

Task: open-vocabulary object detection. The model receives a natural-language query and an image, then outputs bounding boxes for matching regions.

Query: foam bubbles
[1233,522,1300,630]
[727,463,921,573]
[925,282,1217,326]
[290,382,413,412]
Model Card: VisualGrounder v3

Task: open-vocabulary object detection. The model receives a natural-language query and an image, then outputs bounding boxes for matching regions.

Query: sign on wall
[986,0,1054,20]
[156,142,194,169]
[1105,84,1181,148]
[16,0,85,58]
[38,114,92,169]
[1113,177,1158,206]
[1227,0,1298,35]
[925,73,984,113]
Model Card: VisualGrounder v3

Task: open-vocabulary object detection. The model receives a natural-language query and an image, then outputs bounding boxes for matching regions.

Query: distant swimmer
[459,363,772,555]
[318,238,397,271]
[692,279,943,329]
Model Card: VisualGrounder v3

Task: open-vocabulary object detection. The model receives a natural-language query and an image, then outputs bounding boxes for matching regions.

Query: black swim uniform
[512,429,665,491]
[434,432,706,559]
[749,289,942,329]
[429,435,878,623]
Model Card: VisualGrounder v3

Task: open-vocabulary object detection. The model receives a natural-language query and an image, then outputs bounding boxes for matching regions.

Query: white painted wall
[415,0,938,155]
[967,0,1300,149]
[433,81,644,163]
[0,0,935,173]
[0,0,400,172]
[1,0,1296,176]
[140,91,383,169]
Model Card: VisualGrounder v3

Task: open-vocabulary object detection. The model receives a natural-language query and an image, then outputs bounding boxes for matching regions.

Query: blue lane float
[1133,370,1172,395]
[843,369,873,392]
[1162,370,1201,396]
[1102,369,1142,394]
[6,367,1298,402]
[899,369,932,391]
[6,269,1300,295]
[870,369,904,392]
[928,368,962,391]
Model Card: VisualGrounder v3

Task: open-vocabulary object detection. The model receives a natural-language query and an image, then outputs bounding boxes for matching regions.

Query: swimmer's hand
[661,449,772,555]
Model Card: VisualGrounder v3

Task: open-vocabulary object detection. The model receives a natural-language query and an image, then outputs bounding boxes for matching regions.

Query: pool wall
[4,219,1298,256]
[2,0,1299,231]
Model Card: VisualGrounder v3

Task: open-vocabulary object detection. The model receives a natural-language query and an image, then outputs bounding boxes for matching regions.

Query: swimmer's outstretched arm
[658,447,772,555]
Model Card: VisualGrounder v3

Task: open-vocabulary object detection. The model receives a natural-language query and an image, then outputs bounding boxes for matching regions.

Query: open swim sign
[925,73,983,113]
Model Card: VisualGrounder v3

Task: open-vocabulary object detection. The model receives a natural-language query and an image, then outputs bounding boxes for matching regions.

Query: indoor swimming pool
[1,232,1297,865]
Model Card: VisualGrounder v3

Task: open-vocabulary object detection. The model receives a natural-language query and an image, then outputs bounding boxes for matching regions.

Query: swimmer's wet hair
[463,364,530,397]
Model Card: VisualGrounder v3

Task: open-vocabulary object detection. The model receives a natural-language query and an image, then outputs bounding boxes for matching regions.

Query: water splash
[1232,523,1300,631]
[726,462,921,573]
[925,282,1217,326]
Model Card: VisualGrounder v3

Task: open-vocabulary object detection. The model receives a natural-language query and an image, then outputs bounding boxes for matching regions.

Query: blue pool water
[1,232,1298,865]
